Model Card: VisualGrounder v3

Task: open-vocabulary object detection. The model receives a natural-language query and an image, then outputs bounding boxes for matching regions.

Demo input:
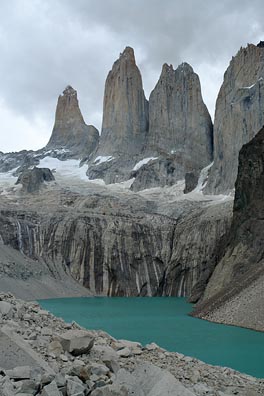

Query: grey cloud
[0,0,263,151]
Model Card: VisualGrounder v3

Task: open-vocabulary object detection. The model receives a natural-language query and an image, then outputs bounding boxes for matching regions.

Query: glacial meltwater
[39,297,264,378]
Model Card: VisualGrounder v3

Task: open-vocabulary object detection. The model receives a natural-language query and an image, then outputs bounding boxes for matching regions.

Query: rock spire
[98,47,149,156]
[206,43,264,193]
[147,62,213,171]
[47,85,99,157]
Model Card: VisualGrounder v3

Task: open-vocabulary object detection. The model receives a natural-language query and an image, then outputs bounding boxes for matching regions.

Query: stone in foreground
[58,329,94,356]
[116,363,196,396]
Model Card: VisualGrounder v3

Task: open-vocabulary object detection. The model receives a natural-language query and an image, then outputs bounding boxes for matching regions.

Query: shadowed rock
[15,167,54,193]
[193,126,264,330]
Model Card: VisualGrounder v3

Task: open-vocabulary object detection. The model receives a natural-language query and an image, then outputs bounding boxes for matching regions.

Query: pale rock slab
[58,329,94,356]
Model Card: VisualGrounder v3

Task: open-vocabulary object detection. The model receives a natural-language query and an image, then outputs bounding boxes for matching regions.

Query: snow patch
[38,157,88,181]
[193,162,214,193]
[241,77,263,90]
[0,167,19,194]
[133,157,158,171]
[93,156,114,165]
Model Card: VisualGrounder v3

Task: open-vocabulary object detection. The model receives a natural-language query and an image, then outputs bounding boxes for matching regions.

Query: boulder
[90,384,128,396]
[184,171,199,194]
[41,380,61,396]
[116,363,196,396]
[58,330,94,356]
[15,167,54,193]
[0,301,13,316]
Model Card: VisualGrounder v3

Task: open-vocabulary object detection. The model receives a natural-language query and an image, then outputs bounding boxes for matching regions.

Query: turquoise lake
[39,297,264,378]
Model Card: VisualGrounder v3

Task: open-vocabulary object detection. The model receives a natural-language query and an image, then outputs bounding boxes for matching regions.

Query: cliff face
[193,127,264,331]
[206,43,264,194]
[97,47,149,157]
[88,50,213,190]
[0,187,232,298]
[47,86,99,157]
[148,63,213,168]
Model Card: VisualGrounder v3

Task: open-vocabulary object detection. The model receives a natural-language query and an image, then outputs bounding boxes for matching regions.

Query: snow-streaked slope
[133,157,158,171]
[93,156,114,165]
[38,157,88,180]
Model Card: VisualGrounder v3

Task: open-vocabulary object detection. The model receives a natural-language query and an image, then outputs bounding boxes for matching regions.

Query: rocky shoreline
[0,293,263,396]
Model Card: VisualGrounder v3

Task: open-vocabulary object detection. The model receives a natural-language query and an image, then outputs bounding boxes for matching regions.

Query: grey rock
[206,43,264,193]
[0,302,13,316]
[194,126,264,331]
[90,384,128,396]
[46,86,99,158]
[66,378,86,396]
[184,172,199,194]
[13,380,39,395]
[90,363,109,377]
[41,380,61,396]
[58,330,94,356]
[48,341,63,358]
[5,366,31,380]
[116,363,196,395]
[116,347,131,358]
[130,155,188,192]
[15,167,54,193]
[148,62,213,171]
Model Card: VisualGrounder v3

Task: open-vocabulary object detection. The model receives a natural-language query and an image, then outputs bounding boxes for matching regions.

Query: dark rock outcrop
[184,172,199,194]
[46,86,99,157]
[206,43,264,194]
[193,126,264,330]
[15,167,54,193]
[147,63,213,168]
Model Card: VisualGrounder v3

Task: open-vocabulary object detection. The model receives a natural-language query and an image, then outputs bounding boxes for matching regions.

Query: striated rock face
[193,127,264,330]
[15,167,54,193]
[47,86,99,157]
[148,63,213,169]
[0,186,232,298]
[206,43,264,193]
[97,47,149,157]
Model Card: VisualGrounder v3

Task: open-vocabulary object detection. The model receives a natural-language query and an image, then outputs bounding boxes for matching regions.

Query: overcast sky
[0,0,263,152]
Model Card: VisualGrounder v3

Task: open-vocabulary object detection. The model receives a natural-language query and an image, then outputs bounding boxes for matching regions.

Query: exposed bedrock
[46,85,99,157]
[148,63,213,168]
[95,47,149,158]
[193,127,264,330]
[0,193,232,298]
[206,42,264,194]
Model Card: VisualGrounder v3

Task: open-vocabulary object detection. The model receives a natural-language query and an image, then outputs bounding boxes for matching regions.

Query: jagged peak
[161,63,174,73]
[62,85,77,96]
[176,62,194,74]
[119,46,135,63]
[257,41,264,48]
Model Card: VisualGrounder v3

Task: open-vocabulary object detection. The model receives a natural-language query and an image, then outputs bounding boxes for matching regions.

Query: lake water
[39,297,264,378]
